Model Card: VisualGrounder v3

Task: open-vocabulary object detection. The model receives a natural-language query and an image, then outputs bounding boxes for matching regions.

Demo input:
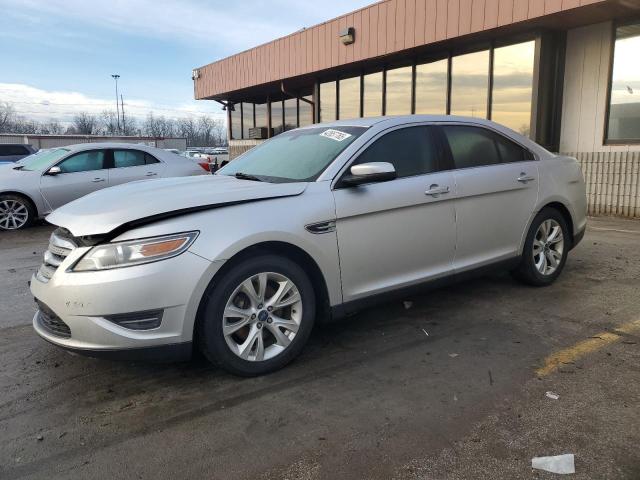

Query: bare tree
[0,102,17,133]
[101,110,119,135]
[73,112,97,135]
[42,120,64,135]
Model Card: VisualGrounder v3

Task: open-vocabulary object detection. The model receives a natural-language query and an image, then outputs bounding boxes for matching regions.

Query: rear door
[40,149,109,210]
[107,149,166,187]
[333,125,457,303]
[438,124,539,271]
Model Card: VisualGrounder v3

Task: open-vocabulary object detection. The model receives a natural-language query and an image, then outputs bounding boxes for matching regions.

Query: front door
[40,149,109,211]
[333,125,457,303]
[438,125,539,271]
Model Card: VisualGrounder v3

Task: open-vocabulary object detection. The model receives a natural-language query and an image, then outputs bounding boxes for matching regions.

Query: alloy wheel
[222,272,303,362]
[0,199,29,230]
[533,219,564,276]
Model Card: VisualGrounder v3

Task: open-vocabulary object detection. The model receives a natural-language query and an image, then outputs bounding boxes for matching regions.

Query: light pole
[111,74,121,134]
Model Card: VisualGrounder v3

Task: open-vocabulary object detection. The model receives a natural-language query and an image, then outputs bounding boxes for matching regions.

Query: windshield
[19,148,70,171]
[218,126,367,182]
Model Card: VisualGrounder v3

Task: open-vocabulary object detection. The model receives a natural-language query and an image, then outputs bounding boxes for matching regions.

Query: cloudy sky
[0,0,371,124]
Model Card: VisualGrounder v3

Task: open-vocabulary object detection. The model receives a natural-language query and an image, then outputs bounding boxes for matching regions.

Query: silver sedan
[0,143,206,230]
[30,116,587,376]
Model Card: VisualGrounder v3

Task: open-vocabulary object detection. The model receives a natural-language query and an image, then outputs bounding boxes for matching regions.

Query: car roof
[304,114,506,129]
[53,142,161,153]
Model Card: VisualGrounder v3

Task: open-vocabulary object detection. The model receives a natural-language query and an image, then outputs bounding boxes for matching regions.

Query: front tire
[513,207,570,286]
[0,194,34,231]
[197,254,316,376]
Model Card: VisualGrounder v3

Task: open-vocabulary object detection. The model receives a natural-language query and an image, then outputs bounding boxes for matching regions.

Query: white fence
[568,151,640,218]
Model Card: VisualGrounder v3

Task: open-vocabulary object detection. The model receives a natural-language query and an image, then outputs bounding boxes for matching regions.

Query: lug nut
[267,306,273,312]
[257,322,263,329]
[258,304,263,309]
[251,314,256,319]
[266,317,272,324]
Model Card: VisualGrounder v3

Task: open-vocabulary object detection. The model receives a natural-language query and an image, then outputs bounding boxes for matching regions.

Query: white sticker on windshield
[320,129,352,142]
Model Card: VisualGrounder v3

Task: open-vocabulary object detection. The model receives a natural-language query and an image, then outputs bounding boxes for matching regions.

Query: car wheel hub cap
[222,272,303,362]
[533,219,564,276]
[0,200,28,230]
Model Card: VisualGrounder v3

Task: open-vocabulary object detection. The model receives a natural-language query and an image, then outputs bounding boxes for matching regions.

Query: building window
[492,41,535,137]
[242,103,254,139]
[230,104,241,140]
[255,103,268,133]
[385,66,412,115]
[363,71,383,117]
[450,49,490,118]
[339,76,361,120]
[415,59,448,115]
[271,100,284,135]
[284,98,297,131]
[299,96,314,127]
[320,81,337,122]
[606,23,640,143]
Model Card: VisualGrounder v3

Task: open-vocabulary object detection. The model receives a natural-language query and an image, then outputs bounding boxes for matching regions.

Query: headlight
[72,232,199,272]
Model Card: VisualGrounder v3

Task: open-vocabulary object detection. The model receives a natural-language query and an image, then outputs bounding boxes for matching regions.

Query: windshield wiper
[12,165,24,171]
[234,172,264,182]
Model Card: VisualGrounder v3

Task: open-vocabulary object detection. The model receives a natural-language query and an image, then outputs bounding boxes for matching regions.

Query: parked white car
[0,143,205,230]
[30,116,587,376]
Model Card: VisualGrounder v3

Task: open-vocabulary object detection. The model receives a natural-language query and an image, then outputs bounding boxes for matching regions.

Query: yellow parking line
[536,319,640,377]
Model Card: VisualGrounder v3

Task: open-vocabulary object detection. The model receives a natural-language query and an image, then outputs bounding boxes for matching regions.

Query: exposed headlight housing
[72,232,199,272]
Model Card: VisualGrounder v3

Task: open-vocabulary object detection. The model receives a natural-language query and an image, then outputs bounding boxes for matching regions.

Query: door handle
[145,172,158,177]
[517,173,535,183]
[425,184,450,197]
[92,178,106,183]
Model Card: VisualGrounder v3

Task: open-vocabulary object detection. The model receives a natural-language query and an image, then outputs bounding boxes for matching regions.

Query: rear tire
[197,254,316,376]
[512,207,570,287]
[0,194,34,231]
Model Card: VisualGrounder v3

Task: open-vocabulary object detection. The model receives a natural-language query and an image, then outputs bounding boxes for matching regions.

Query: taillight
[198,162,210,172]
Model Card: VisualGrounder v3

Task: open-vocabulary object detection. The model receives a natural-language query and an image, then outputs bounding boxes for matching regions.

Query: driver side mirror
[46,166,62,176]
[340,162,397,187]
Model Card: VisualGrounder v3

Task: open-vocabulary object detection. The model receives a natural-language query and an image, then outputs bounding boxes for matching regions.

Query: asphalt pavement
[0,217,638,479]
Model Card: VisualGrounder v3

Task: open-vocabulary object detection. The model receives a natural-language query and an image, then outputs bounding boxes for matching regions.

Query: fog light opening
[104,309,164,330]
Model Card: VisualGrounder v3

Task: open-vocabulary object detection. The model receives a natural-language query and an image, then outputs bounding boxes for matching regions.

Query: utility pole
[111,74,121,134]
[120,94,125,134]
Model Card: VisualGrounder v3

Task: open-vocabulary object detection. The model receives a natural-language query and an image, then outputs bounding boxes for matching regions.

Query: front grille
[36,301,71,338]
[36,228,77,283]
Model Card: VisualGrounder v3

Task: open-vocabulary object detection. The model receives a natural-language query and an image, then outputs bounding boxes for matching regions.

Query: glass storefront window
[339,76,361,120]
[255,103,268,132]
[385,66,412,115]
[299,96,314,127]
[284,98,297,131]
[271,100,284,136]
[451,50,490,118]
[363,71,383,117]
[415,59,448,115]
[492,41,535,136]
[242,103,253,139]
[320,81,337,122]
[607,24,640,142]
[230,104,241,140]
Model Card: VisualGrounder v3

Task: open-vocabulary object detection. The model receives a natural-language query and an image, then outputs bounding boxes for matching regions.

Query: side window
[494,134,533,162]
[57,150,106,173]
[353,126,440,178]
[113,150,146,168]
[145,153,160,164]
[442,125,532,169]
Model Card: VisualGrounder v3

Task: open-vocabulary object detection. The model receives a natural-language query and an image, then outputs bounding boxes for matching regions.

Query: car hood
[47,175,308,237]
